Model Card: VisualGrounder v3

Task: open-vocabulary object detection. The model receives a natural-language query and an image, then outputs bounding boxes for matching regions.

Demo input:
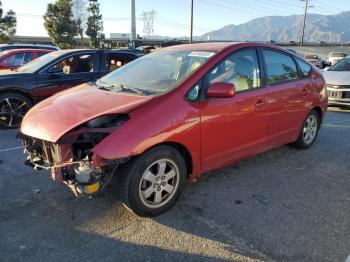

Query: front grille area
[22,135,64,168]
[343,91,350,99]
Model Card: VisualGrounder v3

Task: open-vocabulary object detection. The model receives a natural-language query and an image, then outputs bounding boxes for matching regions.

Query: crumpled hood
[21,84,154,142]
[322,71,350,85]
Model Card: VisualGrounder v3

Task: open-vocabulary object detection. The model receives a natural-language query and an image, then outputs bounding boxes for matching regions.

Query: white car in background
[323,56,350,107]
[304,54,321,67]
[327,52,348,66]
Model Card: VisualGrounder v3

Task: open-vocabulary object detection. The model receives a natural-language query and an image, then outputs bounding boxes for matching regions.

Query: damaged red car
[20,42,327,216]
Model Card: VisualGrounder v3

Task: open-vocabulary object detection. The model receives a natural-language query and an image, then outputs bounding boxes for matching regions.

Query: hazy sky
[2,0,349,37]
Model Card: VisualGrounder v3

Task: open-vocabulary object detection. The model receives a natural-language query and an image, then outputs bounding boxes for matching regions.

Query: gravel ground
[0,107,349,262]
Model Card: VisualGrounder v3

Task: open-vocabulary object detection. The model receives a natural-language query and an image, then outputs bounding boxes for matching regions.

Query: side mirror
[207,82,235,98]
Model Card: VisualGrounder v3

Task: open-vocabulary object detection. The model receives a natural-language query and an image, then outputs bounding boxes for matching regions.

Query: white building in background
[110,33,131,40]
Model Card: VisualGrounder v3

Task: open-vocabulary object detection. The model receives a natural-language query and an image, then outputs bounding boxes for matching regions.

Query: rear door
[34,51,100,98]
[199,48,269,171]
[261,48,309,148]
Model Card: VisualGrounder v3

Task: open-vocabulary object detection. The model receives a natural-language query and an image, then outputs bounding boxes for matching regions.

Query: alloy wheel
[303,114,318,144]
[139,158,180,209]
[0,97,30,128]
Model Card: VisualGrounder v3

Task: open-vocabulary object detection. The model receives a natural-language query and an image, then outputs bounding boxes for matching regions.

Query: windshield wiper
[96,81,147,95]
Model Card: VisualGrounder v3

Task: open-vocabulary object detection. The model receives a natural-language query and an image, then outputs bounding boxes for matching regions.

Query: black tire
[0,92,32,128]
[292,109,320,149]
[118,145,187,217]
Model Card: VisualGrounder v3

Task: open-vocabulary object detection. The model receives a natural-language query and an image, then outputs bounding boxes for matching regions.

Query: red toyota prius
[20,42,327,216]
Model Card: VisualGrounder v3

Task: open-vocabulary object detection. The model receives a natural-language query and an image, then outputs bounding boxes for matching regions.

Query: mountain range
[198,11,350,42]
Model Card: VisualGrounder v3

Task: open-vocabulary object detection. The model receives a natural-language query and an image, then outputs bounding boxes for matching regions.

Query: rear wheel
[0,93,32,128]
[292,110,320,149]
[119,145,186,217]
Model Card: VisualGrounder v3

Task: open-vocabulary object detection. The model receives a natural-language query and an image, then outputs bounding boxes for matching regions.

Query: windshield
[330,53,347,58]
[97,50,216,95]
[16,51,63,73]
[329,57,350,71]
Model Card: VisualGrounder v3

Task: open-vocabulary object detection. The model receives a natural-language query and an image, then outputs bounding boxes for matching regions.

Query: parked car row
[303,52,348,69]
[19,42,328,216]
[1,41,348,217]
[0,48,143,128]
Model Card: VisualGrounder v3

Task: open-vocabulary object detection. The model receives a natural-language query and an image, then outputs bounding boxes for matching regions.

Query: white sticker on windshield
[187,51,215,58]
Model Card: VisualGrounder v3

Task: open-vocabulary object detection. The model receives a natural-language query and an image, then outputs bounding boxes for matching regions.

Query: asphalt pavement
[0,108,349,262]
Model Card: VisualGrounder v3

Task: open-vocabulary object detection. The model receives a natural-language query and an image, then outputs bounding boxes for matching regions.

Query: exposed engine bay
[22,114,129,196]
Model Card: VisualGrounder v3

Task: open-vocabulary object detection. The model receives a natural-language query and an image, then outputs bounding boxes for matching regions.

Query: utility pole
[300,0,312,47]
[190,0,193,44]
[130,0,136,42]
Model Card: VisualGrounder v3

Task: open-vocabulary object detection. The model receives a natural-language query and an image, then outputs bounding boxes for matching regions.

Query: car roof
[162,42,294,54]
[45,49,144,58]
[1,48,52,53]
[0,43,59,48]
[163,42,243,52]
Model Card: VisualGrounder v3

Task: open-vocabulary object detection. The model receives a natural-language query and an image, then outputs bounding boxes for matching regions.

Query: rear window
[262,49,299,85]
[330,53,347,58]
[295,58,312,77]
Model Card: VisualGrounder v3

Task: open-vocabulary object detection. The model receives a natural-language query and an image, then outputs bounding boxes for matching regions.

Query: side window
[263,49,299,85]
[37,52,49,57]
[208,49,261,92]
[105,54,135,72]
[295,57,312,77]
[4,53,32,66]
[3,54,16,65]
[23,53,33,64]
[48,53,98,74]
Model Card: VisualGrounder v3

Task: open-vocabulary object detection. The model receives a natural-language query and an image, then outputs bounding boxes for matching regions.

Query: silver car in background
[323,56,350,107]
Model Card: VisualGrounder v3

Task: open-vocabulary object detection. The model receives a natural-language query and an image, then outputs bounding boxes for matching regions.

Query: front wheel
[292,110,320,149]
[0,93,32,128]
[119,145,187,217]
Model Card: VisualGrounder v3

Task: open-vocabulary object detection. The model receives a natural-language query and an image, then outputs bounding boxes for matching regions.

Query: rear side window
[295,58,312,77]
[263,49,299,85]
[37,52,49,57]
[3,52,33,66]
[105,53,136,72]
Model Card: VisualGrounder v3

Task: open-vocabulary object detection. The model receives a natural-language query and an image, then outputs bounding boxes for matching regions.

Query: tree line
[0,0,104,49]
[44,0,104,49]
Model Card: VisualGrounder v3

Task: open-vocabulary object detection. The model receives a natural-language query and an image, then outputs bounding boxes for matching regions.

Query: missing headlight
[86,114,129,128]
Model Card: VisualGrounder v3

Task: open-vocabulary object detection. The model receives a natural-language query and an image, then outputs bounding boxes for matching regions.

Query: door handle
[255,98,266,109]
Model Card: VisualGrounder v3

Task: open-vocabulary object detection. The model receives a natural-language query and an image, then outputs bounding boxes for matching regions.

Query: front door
[200,48,269,172]
[33,52,100,98]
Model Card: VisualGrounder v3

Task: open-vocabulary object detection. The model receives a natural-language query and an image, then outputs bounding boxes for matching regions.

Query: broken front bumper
[22,134,123,196]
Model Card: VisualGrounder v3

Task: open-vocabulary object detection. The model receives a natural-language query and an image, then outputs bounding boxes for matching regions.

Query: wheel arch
[137,141,193,179]
[312,106,323,123]
[0,88,34,104]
